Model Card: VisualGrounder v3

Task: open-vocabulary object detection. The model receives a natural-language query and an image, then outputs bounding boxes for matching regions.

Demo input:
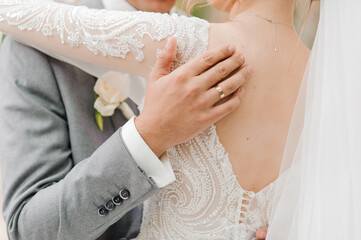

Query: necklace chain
[234,13,293,52]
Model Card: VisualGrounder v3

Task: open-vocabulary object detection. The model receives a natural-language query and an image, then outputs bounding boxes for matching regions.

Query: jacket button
[149,177,156,185]
[105,200,115,211]
[112,195,123,206]
[119,189,130,200]
[98,206,108,216]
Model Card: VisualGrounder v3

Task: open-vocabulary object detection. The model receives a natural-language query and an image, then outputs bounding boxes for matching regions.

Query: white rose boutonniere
[94,71,135,131]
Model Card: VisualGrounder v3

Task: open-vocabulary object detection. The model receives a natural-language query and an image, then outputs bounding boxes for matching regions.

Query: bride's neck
[228,0,294,24]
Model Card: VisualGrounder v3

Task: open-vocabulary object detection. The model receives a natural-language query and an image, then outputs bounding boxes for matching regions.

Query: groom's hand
[135,37,252,157]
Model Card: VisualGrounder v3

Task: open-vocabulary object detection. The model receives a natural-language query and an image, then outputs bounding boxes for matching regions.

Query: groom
[0,0,253,240]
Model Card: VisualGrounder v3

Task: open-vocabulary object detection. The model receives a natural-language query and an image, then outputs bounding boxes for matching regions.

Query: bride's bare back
[209,19,309,193]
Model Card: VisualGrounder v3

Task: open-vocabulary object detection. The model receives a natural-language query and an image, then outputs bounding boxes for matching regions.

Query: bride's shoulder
[207,22,234,49]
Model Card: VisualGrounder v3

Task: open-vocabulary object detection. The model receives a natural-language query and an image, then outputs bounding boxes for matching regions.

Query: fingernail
[229,45,236,53]
[259,231,266,239]
[240,88,245,96]
[247,66,254,74]
[166,38,172,49]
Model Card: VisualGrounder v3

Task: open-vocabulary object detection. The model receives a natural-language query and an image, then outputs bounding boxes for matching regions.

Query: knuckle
[224,82,236,95]
[221,46,230,56]
[229,56,239,68]
[232,52,243,64]
[174,72,187,84]
[202,53,215,66]
[185,85,200,98]
[217,65,228,79]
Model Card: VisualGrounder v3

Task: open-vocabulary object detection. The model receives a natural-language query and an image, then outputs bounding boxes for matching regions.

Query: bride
[0,0,313,239]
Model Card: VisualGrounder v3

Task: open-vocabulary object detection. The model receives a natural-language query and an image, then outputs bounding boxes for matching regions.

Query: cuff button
[149,177,156,185]
[105,200,115,211]
[112,195,123,206]
[98,206,108,216]
[120,189,130,200]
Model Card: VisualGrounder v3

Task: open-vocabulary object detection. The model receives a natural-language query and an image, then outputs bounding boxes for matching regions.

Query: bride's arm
[54,0,82,4]
[0,0,209,78]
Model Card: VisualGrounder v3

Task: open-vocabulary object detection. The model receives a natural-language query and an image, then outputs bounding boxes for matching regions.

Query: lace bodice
[137,126,275,240]
[0,1,279,239]
[135,126,277,240]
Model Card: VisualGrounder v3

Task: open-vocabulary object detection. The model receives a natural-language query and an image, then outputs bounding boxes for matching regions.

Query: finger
[182,44,237,76]
[199,51,245,89]
[207,87,245,123]
[205,65,252,106]
[255,227,268,239]
[149,37,177,81]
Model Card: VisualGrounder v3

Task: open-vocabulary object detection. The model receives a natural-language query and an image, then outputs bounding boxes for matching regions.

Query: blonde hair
[185,0,236,16]
[185,0,315,17]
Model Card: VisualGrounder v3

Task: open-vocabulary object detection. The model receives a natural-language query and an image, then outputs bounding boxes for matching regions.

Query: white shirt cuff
[121,117,176,188]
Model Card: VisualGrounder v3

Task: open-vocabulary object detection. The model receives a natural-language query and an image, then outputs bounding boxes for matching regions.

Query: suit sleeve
[0,37,158,240]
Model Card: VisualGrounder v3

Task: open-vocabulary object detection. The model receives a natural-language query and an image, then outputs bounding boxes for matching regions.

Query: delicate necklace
[234,14,294,52]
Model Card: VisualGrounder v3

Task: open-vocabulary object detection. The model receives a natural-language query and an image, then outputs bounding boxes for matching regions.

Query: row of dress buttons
[98,189,130,216]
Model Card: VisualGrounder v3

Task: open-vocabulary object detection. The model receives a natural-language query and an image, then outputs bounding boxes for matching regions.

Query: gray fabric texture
[0,1,159,239]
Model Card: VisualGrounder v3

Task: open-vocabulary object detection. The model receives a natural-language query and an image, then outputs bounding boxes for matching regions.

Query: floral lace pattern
[135,126,278,240]
[0,0,209,65]
[54,0,79,4]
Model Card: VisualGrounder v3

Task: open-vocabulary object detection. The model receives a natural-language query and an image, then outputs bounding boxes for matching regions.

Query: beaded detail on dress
[0,0,209,66]
[135,126,278,240]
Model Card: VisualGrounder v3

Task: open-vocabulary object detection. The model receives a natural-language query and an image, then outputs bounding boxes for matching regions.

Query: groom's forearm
[4,130,156,240]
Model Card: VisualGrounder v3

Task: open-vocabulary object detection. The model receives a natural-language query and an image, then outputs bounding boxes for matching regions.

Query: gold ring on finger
[215,84,226,99]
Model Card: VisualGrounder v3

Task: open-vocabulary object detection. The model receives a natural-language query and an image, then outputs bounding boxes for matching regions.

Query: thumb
[255,227,268,239]
[150,37,177,82]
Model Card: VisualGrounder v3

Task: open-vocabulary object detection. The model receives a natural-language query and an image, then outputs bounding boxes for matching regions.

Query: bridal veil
[268,0,361,239]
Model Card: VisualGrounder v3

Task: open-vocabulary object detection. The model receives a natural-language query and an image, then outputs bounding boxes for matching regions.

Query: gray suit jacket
[0,1,158,239]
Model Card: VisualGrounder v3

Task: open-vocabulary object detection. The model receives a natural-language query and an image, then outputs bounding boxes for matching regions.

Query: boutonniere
[94,71,135,131]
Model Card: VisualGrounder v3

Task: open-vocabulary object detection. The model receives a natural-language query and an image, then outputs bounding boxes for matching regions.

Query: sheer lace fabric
[136,126,278,240]
[54,0,80,4]
[0,0,208,77]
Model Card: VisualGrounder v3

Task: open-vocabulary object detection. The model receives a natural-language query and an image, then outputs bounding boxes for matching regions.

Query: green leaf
[95,111,104,131]
[1,34,6,43]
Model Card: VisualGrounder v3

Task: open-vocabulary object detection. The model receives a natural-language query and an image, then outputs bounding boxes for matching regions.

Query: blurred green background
[176,0,320,49]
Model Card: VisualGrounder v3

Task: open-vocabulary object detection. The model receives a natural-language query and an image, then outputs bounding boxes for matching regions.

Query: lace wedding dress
[0,1,281,239]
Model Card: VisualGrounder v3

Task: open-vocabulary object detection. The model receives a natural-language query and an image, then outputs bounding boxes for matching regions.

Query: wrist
[134,116,168,157]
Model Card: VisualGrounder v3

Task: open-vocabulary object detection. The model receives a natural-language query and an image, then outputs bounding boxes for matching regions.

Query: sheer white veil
[267,1,361,239]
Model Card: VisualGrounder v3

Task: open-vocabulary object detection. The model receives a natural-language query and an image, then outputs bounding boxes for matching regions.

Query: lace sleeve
[54,0,81,5]
[0,0,209,78]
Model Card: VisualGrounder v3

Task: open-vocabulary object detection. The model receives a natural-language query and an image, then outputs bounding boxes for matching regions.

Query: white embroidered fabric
[0,1,280,239]
[54,0,79,4]
[0,0,208,76]
[135,126,278,240]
